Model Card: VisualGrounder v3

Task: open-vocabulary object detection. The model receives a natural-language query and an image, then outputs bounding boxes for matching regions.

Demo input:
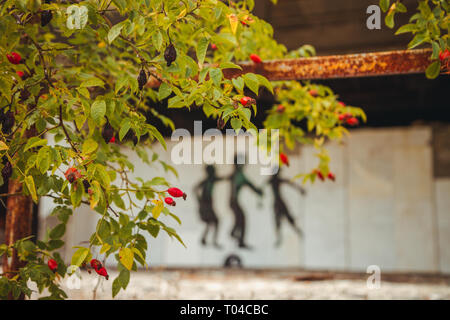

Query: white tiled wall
[39,126,449,273]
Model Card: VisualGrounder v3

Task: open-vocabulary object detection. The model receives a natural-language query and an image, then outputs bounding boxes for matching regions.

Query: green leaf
[82,139,98,154]
[108,23,124,44]
[112,277,121,298]
[158,83,172,100]
[380,0,390,12]
[220,62,242,70]
[71,247,89,267]
[118,269,130,289]
[395,23,417,35]
[91,100,106,124]
[231,118,242,133]
[95,164,111,189]
[80,77,105,88]
[408,33,427,49]
[209,68,223,87]
[119,247,134,270]
[24,137,47,152]
[119,119,131,141]
[232,77,245,93]
[71,180,83,208]
[196,37,209,67]
[425,60,441,79]
[385,10,395,29]
[49,224,66,240]
[243,73,259,95]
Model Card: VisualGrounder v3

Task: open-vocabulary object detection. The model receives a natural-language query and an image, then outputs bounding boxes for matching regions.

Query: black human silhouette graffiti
[195,165,223,248]
[228,156,263,249]
[268,169,306,247]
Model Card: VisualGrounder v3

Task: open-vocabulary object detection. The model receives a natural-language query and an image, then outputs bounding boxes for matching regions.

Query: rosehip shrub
[0,0,367,300]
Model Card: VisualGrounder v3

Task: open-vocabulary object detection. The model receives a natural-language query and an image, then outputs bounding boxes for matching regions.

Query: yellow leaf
[228,14,238,34]
[0,141,8,151]
[100,243,111,254]
[119,247,134,270]
[151,199,164,219]
[177,8,186,20]
[24,176,38,203]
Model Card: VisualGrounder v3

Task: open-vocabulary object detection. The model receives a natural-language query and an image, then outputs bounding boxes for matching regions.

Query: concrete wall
[39,126,449,273]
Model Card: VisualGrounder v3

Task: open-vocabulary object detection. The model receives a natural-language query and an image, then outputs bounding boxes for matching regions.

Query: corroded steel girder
[147,49,436,88]
[222,49,434,80]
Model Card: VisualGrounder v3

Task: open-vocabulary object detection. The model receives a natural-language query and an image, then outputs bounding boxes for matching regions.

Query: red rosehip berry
[90,259,102,270]
[240,96,252,106]
[250,54,262,64]
[168,187,187,200]
[211,43,217,51]
[96,267,109,280]
[276,104,285,113]
[164,197,176,206]
[338,101,345,107]
[6,52,21,64]
[109,136,116,143]
[309,89,318,97]
[280,152,289,166]
[439,49,450,61]
[314,170,325,181]
[16,71,24,78]
[338,113,352,121]
[346,117,359,126]
[48,259,58,272]
[64,167,82,183]
[327,172,336,181]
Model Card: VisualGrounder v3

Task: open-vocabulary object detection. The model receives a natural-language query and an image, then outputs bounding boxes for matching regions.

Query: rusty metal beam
[147,49,437,88]
[223,49,434,81]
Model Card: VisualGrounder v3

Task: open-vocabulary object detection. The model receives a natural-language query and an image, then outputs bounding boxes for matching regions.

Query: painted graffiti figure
[195,165,223,248]
[268,169,306,247]
[228,157,263,249]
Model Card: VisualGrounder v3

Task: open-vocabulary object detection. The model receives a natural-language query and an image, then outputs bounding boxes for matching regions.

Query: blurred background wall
[39,125,450,273]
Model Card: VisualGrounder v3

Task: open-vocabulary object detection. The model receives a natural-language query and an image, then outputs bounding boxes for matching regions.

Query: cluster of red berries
[336,102,359,126]
[164,187,187,207]
[338,112,359,126]
[313,170,335,182]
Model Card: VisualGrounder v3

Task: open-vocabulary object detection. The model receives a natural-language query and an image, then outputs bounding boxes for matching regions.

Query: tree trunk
[2,126,36,300]
[2,179,33,300]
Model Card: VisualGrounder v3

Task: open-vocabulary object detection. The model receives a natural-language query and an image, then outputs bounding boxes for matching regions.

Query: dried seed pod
[164,43,177,67]
[137,69,147,90]
[1,161,12,182]
[217,117,225,130]
[41,10,53,27]
[20,88,30,101]
[82,180,91,193]
[1,111,15,134]
[102,121,114,143]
